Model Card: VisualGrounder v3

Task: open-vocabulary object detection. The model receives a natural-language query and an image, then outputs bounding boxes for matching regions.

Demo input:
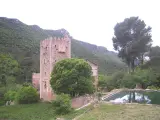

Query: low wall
[40,94,96,109]
[71,95,95,108]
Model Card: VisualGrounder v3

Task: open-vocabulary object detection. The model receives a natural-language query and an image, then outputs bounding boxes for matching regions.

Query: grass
[77,103,160,120]
[1,102,160,120]
[0,102,86,120]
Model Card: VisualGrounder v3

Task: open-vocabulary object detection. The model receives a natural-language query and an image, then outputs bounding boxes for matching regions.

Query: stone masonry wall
[32,73,40,90]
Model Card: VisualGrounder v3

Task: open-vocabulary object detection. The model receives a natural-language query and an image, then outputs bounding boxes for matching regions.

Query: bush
[6,84,22,92]
[121,74,137,88]
[52,93,72,115]
[147,85,160,90]
[0,87,6,106]
[0,97,5,106]
[98,75,111,89]
[104,71,125,91]
[16,86,39,104]
[4,90,17,101]
[22,82,32,87]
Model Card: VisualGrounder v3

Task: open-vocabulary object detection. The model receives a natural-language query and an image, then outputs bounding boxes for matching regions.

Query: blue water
[103,90,160,105]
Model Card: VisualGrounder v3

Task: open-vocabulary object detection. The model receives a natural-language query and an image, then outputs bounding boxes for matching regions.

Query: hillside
[0,17,126,81]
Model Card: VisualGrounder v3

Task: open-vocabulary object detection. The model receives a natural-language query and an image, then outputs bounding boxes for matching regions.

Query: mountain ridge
[0,17,126,81]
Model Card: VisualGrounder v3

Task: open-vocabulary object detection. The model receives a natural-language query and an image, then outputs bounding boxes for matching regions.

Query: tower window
[44,81,47,89]
[55,45,56,47]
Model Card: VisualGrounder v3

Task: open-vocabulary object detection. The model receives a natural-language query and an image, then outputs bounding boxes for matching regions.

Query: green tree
[98,74,111,91]
[112,17,152,73]
[148,46,160,58]
[102,71,125,91]
[0,54,20,87]
[109,71,125,88]
[50,58,95,97]
[142,56,160,87]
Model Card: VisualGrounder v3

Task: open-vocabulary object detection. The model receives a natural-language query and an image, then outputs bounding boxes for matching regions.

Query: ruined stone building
[32,34,98,101]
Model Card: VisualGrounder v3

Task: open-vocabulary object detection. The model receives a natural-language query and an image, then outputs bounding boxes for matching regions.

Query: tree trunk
[141,54,144,65]
[132,92,136,102]
[131,59,135,73]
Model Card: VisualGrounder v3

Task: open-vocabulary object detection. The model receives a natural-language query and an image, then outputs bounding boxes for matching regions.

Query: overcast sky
[0,0,159,51]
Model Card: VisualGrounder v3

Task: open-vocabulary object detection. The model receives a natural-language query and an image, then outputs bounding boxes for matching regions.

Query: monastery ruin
[32,33,98,102]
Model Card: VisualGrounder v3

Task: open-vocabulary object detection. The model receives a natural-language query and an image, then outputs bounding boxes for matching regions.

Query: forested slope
[0,17,126,82]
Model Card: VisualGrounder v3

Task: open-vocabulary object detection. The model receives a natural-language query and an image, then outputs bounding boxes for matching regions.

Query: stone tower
[40,34,71,101]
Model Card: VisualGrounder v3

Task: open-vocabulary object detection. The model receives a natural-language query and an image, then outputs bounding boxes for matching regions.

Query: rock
[56,118,65,120]
[10,101,15,105]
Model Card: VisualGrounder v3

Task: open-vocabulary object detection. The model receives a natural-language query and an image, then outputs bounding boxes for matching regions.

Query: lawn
[0,102,85,120]
[1,102,160,120]
[77,103,160,120]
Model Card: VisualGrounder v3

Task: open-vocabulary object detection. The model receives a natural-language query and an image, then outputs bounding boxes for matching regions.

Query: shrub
[0,97,5,106]
[121,74,137,88]
[104,71,125,91]
[147,85,160,90]
[52,93,72,115]
[6,84,22,92]
[0,87,6,106]
[4,90,17,101]
[16,86,39,104]
[98,75,111,90]
[22,82,32,87]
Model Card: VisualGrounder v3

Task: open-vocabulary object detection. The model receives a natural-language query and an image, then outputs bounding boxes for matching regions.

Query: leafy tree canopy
[148,46,160,58]
[50,58,95,97]
[0,54,20,87]
[112,17,152,72]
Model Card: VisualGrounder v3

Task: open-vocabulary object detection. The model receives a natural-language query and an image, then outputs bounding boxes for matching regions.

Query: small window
[55,45,56,47]
[44,82,47,89]
[45,72,46,76]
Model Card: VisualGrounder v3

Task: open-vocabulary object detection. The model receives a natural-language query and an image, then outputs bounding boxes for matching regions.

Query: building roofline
[85,59,98,66]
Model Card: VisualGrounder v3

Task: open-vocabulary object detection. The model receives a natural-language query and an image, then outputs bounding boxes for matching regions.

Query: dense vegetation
[0,54,20,86]
[0,17,126,84]
[98,17,160,91]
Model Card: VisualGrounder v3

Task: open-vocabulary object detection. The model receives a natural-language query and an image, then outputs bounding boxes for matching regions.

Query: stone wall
[71,95,95,108]
[87,61,98,89]
[32,73,40,90]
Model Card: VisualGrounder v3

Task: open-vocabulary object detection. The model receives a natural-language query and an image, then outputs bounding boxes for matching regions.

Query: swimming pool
[102,90,160,105]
